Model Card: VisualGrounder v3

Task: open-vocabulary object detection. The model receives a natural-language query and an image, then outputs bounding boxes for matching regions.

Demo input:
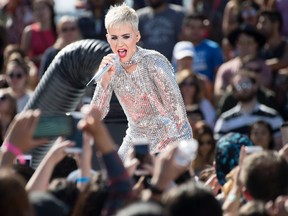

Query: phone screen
[133,138,151,176]
[33,114,74,138]
[65,112,84,154]
[16,154,32,167]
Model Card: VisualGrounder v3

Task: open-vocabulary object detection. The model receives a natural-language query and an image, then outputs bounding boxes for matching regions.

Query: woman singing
[91,3,192,160]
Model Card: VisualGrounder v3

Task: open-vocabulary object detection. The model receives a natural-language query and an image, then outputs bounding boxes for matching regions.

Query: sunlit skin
[99,23,141,89]
[249,123,272,150]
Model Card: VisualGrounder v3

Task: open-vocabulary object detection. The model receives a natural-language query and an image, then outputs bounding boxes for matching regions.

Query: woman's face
[33,2,52,23]
[6,63,27,91]
[106,23,140,64]
[180,77,196,102]
[198,133,214,157]
[58,21,80,44]
[249,123,271,150]
[0,93,10,113]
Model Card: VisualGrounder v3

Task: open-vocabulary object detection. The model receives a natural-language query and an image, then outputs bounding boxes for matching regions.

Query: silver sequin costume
[91,47,193,160]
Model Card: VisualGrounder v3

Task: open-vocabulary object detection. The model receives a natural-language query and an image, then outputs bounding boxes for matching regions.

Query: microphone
[86,55,119,86]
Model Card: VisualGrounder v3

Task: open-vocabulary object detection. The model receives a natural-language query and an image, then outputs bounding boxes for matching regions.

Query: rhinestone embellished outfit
[92,47,193,160]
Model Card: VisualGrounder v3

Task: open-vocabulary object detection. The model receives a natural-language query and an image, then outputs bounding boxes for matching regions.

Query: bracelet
[76,177,90,183]
[1,142,25,164]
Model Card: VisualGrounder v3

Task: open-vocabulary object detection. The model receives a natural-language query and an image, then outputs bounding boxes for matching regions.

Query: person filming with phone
[91,3,192,161]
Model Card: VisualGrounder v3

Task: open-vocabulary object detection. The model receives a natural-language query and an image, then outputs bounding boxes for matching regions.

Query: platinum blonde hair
[105,3,139,32]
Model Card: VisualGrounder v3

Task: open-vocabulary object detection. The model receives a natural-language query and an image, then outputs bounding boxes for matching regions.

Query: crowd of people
[0,0,287,215]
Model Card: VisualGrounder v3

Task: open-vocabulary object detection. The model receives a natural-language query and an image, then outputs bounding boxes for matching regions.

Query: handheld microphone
[86,55,119,86]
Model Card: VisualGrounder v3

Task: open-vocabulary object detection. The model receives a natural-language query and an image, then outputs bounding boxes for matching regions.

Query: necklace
[121,47,139,66]
[121,59,136,66]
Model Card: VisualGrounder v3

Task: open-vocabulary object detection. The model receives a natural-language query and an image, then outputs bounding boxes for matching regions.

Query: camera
[244,146,263,155]
[33,112,84,153]
[33,113,74,138]
[174,139,198,167]
[133,137,151,176]
[65,112,85,154]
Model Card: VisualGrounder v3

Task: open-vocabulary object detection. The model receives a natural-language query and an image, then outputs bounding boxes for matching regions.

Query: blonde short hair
[105,3,138,32]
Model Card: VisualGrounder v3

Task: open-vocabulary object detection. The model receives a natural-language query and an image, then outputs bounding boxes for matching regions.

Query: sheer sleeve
[91,81,113,120]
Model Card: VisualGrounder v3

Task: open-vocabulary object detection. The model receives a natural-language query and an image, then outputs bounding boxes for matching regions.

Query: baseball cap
[173,41,195,60]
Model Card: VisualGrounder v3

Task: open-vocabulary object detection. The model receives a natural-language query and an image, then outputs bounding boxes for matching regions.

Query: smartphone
[245,146,263,155]
[33,113,74,138]
[65,112,84,154]
[16,154,32,167]
[133,138,150,176]
[281,122,288,145]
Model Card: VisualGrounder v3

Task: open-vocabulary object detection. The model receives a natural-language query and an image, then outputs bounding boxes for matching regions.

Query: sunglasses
[199,140,214,146]
[180,81,196,87]
[61,26,77,33]
[234,80,253,92]
[8,72,24,79]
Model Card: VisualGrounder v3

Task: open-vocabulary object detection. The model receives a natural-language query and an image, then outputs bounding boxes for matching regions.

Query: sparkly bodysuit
[92,47,193,160]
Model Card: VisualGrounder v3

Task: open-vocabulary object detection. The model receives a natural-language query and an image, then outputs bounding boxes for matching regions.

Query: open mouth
[118,49,127,58]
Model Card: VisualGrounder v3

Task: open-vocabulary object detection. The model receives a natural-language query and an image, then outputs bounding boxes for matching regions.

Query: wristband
[76,177,90,183]
[227,193,240,202]
[1,142,25,164]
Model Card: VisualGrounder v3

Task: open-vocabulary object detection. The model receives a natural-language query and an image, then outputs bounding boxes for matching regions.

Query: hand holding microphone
[86,54,119,86]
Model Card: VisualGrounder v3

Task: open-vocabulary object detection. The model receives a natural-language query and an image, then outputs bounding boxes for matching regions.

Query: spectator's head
[33,0,56,36]
[228,24,266,56]
[5,53,30,92]
[257,10,283,37]
[12,164,35,183]
[275,68,288,91]
[0,89,17,141]
[146,0,166,9]
[173,41,194,71]
[231,70,258,104]
[49,180,80,215]
[116,201,165,216]
[182,13,209,44]
[163,181,223,216]
[55,16,81,48]
[72,173,109,216]
[177,69,201,105]
[240,151,288,201]
[0,168,32,216]
[248,120,274,150]
[238,1,260,27]
[29,191,70,216]
[192,121,215,174]
[215,132,254,185]
[238,200,269,216]
[185,105,204,130]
